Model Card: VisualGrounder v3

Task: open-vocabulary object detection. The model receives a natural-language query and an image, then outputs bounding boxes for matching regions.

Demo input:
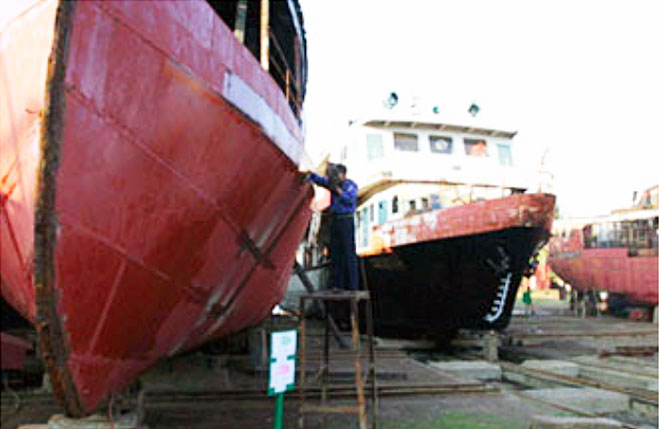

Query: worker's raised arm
[308,172,330,188]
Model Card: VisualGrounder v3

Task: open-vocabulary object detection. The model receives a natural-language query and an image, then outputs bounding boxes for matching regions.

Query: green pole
[273,392,284,429]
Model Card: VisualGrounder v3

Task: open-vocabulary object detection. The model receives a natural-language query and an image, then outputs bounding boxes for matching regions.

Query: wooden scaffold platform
[297,290,377,429]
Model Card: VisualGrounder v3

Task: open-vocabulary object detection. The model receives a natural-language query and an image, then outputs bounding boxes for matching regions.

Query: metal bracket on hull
[237,230,274,268]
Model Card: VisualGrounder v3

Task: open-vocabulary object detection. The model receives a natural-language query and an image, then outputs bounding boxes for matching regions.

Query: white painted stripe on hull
[222,71,303,165]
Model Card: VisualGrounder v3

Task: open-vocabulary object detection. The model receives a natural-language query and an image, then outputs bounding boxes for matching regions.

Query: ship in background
[1,0,310,416]
[549,186,658,315]
[296,95,555,339]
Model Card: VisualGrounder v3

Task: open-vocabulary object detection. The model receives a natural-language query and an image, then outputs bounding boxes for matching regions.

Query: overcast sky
[299,0,659,218]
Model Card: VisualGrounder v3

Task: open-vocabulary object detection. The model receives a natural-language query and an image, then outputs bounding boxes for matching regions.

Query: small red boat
[1,0,310,415]
[549,186,659,309]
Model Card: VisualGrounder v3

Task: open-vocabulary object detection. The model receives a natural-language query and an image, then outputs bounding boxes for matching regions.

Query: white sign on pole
[268,330,297,395]
[271,330,297,358]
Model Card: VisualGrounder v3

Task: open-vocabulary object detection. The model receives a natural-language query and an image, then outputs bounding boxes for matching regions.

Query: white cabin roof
[360,118,517,139]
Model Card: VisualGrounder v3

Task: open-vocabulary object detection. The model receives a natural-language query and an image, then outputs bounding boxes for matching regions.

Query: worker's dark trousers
[329,215,359,291]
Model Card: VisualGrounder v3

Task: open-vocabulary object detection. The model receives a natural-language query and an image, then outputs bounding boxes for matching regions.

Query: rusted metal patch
[34,0,84,417]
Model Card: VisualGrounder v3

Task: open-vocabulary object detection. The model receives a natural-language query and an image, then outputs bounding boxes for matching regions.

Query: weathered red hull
[549,245,658,306]
[363,193,556,256]
[1,0,311,415]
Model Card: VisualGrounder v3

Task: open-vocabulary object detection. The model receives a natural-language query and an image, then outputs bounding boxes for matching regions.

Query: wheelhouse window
[392,196,399,214]
[394,133,418,152]
[497,144,512,166]
[464,139,488,157]
[430,194,441,209]
[429,135,453,154]
[421,198,429,210]
[366,134,384,160]
[409,200,416,211]
[378,200,388,224]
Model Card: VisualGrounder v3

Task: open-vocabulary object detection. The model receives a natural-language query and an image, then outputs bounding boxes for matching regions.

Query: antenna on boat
[383,92,398,109]
[468,103,480,117]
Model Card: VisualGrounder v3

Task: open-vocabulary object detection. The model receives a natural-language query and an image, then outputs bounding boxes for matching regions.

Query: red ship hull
[363,193,555,256]
[549,234,658,307]
[1,0,311,415]
[1,332,32,371]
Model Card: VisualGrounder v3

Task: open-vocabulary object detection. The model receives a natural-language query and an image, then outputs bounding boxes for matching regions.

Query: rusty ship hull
[550,248,658,307]
[549,205,658,308]
[1,0,310,415]
[361,193,555,338]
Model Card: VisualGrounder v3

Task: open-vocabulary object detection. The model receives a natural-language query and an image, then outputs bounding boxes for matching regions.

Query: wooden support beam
[260,0,269,71]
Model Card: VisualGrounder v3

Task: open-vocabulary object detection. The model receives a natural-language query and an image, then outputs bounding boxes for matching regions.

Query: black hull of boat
[361,226,549,338]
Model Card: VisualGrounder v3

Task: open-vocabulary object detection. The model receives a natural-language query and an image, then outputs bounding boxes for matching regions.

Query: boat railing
[258,0,304,118]
[268,30,302,117]
[583,220,659,252]
[208,0,305,119]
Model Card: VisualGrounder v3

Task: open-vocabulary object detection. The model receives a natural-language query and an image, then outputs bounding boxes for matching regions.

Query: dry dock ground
[2,296,657,429]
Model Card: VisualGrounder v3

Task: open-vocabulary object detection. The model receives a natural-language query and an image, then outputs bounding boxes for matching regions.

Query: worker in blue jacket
[308,164,359,291]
